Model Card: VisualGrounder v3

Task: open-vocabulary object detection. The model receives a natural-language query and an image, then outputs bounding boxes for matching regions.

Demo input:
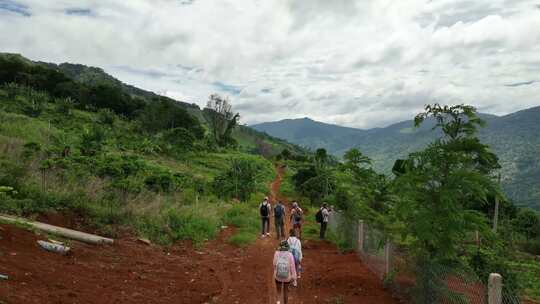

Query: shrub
[144,171,177,193]
[167,209,219,245]
[97,108,116,126]
[80,126,106,156]
[212,158,258,202]
[55,97,74,116]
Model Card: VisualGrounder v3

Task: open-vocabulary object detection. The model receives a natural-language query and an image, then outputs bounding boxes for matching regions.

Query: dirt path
[0,166,399,304]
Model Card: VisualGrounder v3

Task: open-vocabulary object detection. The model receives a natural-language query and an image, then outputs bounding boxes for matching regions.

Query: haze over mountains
[253,108,540,210]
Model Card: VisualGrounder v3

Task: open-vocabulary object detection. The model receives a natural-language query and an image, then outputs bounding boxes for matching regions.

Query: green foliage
[167,209,220,245]
[469,247,520,297]
[96,108,116,126]
[138,99,203,137]
[393,104,500,261]
[80,126,106,156]
[513,208,540,241]
[161,127,197,154]
[55,97,74,116]
[204,94,240,147]
[212,158,259,202]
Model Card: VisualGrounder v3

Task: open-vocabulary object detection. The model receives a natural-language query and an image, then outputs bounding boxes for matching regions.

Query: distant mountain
[252,108,540,210]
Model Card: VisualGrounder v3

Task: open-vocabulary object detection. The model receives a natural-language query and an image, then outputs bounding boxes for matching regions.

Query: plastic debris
[37,240,71,255]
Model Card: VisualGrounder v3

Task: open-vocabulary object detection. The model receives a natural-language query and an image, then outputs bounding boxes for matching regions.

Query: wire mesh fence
[327,211,526,304]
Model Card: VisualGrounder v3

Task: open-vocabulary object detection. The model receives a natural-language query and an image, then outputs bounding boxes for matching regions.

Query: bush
[80,126,106,156]
[144,172,176,192]
[97,108,116,126]
[212,158,258,202]
[521,240,540,255]
[167,209,219,245]
[55,97,74,116]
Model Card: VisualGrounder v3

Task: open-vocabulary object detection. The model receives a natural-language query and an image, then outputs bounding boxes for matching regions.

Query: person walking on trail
[290,201,303,239]
[287,229,303,278]
[274,200,286,240]
[260,196,272,238]
[317,203,331,239]
[273,240,297,304]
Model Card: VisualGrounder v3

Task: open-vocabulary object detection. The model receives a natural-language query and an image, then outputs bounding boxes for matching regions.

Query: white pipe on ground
[0,214,114,245]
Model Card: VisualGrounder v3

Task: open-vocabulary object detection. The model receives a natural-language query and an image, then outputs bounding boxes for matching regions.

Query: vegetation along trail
[0,166,397,304]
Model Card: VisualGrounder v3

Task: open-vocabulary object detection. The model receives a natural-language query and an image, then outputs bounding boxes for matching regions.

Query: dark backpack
[274,204,284,218]
[293,210,302,223]
[315,209,323,223]
[260,203,269,217]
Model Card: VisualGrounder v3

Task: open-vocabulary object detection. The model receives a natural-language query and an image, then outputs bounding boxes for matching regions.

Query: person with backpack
[287,229,303,278]
[316,202,331,239]
[260,196,272,238]
[273,240,297,304]
[274,200,286,240]
[290,201,303,239]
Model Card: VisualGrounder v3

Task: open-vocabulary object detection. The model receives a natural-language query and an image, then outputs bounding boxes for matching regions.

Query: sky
[1,0,539,128]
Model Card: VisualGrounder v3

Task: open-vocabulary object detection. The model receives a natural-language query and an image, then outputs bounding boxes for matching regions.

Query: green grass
[0,96,278,247]
[222,194,265,246]
[509,258,540,300]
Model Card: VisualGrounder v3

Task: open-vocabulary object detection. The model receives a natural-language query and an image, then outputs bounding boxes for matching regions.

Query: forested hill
[0,52,304,156]
[253,108,540,210]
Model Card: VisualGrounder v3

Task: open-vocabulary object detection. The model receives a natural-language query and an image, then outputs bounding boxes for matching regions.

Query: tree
[203,94,240,147]
[212,158,257,202]
[343,148,371,169]
[514,208,540,241]
[314,148,328,170]
[392,104,503,303]
[138,98,204,138]
[80,126,106,156]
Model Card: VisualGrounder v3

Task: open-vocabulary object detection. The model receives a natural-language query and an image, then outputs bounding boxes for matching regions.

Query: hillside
[252,109,540,209]
[0,52,304,157]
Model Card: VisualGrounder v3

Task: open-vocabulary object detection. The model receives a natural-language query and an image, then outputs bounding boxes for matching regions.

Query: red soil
[0,166,399,304]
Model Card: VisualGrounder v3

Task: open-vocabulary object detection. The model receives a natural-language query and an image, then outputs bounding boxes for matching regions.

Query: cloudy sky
[1,0,539,128]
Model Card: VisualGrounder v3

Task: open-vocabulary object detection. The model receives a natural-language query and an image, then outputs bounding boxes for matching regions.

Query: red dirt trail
[0,166,399,304]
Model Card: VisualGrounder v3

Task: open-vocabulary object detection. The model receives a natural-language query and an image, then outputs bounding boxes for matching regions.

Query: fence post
[488,273,502,304]
[358,220,364,254]
[384,239,392,276]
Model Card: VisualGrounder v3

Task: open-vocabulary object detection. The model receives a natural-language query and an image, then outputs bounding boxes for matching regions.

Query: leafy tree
[314,148,328,170]
[203,94,240,147]
[80,126,106,156]
[343,148,371,169]
[212,158,257,202]
[161,127,197,154]
[55,97,75,116]
[514,208,540,241]
[392,104,503,303]
[138,99,204,138]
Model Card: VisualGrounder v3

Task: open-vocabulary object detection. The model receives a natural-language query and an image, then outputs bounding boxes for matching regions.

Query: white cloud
[1,0,540,128]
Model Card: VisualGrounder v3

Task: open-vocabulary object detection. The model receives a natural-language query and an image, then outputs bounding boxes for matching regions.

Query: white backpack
[276,252,290,280]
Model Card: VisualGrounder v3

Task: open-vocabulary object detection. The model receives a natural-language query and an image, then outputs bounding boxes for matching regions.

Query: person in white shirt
[320,203,330,239]
[286,229,303,278]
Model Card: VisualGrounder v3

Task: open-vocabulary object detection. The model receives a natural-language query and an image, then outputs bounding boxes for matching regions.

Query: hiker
[260,196,272,238]
[290,201,303,239]
[316,203,331,239]
[273,240,297,304]
[287,228,303,278]
[274,200,286,240]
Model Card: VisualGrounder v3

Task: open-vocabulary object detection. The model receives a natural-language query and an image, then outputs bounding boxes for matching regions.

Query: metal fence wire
[327,211,525,304]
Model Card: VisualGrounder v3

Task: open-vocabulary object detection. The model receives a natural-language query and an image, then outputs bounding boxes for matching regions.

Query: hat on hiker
[279,240,290,251]
[264,196,269,200]
[292,202,298,208]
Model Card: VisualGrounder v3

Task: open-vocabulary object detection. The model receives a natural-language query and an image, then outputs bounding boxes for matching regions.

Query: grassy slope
[0,88,278,246]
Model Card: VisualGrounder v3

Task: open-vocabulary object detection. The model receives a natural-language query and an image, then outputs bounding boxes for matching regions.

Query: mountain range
[252,109,540,210]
